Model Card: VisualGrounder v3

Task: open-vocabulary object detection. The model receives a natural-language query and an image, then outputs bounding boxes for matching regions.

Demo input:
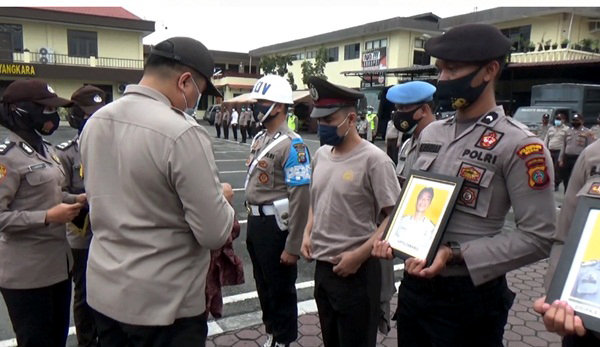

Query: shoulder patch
[516,143,544,159]
[0,141,15,155]
[526,157,550,190]
[55,141,74,151]
[285,138,311,186]
[18,142,34,156]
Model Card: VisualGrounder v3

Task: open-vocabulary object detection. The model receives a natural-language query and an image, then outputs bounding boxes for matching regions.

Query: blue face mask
[554,119,561,126]
[318,116,350,146]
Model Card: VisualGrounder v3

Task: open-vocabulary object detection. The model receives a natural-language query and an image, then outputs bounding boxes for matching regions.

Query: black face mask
[14,102,60,136]
[253,103,277,124]
[435,67,488,110]
[393,106,421,132]
[68,106,88,133]
[572,121,582,128]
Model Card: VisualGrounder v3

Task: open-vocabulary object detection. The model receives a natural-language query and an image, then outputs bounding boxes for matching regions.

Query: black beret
[1,79,72,107]
[308,76,364,118]
[150,37,221,97]
[71,85,106,114]
[425,24,511,62]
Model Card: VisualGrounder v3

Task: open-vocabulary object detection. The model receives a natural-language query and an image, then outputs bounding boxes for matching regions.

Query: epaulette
[55,141,75,151]
[506,116,536,137]
[0,140,15,155]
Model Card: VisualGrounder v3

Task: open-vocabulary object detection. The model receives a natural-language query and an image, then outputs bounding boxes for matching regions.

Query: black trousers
[395,274,515,347]
[222,122,230,139]
[563,332,600,346]
[550,149,562,188]
[240,125,248,143]
[72,248,99,347]
[92,309,208,347]
[1,279,72,347]
[314,258,381,347]
[215,123,221,138]
[231,124,238,141]
[386,140,399,165]
[562,154,579,190]
[246,215,298,344]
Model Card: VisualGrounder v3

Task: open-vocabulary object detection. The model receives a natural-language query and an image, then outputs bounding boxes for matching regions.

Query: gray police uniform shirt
[538,124,550,141]
[0,131,76,289]
[591,125,600,140]
[245,122,311,256]
[413,106,556,286]
[397,136,419,183]
[215,111,223,125]
[56,136,91,249]
[545,124,569,151]
[80,85,234,326]
[560,127,592,158]
[547,139,600,287]
[310,140,401,261]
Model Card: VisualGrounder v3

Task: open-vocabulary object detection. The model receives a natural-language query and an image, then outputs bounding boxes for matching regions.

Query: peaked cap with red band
[308,76,364,118]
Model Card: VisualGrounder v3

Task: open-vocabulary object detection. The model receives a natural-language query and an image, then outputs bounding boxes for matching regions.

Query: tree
[259,54,293,77]
[287,72,298,91]
[300,47,328,86]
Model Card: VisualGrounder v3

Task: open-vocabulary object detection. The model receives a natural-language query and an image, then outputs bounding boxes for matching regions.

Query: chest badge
[0,164,7,184]
[258,160,268,169]
[457,162,485,185]
[475,129,504,150]
[258,172,269,184]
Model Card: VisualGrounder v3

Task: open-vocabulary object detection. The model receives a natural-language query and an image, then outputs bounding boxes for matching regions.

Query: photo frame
[381,170,463,265]
[547,197,600,333]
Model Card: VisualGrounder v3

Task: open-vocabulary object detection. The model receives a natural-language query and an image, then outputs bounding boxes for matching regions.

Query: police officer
[245,75,311,347]
[56,85,106,347]
[239,106,249,143]
[287,107,298,132]
[373,24,556,346]
[366,105,378,142]
[222,106,231,139]
[215,106,223,138]
[560,113,594,189]
[301,76,401,347]
[385,81,436,184]
[80,37,234,346]
[0,79,85,347]
[546,111,570,191]
[539,113,550,140]
[534,139,600,346]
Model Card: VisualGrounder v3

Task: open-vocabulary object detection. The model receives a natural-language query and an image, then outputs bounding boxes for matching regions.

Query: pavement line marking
[214,150,249,153]
[220,170,247,174]
[215,159,247,162]
[239,220,247,224]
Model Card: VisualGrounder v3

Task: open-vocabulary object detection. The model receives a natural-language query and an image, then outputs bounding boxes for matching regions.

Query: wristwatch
[446,241,463,265]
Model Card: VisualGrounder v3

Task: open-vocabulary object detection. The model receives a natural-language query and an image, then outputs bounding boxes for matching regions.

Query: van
[203,104,221,125]
[513,106,574,135]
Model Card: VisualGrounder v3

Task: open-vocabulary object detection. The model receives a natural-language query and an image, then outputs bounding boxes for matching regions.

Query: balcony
[4,50,144,70]
[509,48,600,64]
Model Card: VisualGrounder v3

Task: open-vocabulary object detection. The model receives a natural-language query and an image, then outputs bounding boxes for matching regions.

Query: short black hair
[417,187,434,201]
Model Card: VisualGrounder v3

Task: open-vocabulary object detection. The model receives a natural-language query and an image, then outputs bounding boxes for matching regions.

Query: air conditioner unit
[38,47,55,64]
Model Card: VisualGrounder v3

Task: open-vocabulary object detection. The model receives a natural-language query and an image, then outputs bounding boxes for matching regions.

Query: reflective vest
[366,113,377,131]
[287,114,298,131]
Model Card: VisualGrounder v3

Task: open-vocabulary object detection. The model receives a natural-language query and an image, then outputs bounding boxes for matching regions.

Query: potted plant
[592,39,600,53]
[552,41,558,50]
[528,41,536,52]
[580,38,593,52]
[544,39,552,51]
[561,38,569,49]
[537,41,544,51]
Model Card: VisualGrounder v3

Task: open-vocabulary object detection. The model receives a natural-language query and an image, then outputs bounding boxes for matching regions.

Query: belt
[246,203,275,216]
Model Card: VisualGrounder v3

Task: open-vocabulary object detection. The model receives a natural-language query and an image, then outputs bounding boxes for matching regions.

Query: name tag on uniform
[27,163,46,172]
[419,143,441,153]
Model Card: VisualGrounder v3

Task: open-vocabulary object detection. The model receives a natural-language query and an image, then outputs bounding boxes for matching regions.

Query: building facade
[0,7,154,102]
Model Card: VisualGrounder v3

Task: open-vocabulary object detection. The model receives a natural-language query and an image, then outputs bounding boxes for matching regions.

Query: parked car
[204,104,221,125]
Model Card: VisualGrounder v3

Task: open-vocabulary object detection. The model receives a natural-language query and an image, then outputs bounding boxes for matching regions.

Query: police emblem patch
[457,162,486,185]
[258,172,269,184]
[258,160,268,169]
[457,185,479,209]
[475,129,504,150]
[517,143,544,159]
[93,94,103,103]
[400,120,410,131]
[309,85,319,101]
[0,163,7,184]
[47,84,55,94]
[588,182,600,196]
[525,157,549,190]
[293,143,307,163]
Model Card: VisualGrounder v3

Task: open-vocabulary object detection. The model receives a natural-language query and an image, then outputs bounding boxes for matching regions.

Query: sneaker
[262,334,273,347]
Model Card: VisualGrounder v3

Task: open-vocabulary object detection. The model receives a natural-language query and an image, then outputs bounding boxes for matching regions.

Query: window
[413,50,430,65]
[415,38,425,48]
[0,24,23,52]
[306,50,316,59]
[327,47,339,62]
[365,38,387,51]
[344,43,360,60]
[68,30,98,57]
[500,25,532,52]
[291,52,305,61]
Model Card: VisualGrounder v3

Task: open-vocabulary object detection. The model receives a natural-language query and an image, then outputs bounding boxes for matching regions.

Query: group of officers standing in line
[0,23,598,347]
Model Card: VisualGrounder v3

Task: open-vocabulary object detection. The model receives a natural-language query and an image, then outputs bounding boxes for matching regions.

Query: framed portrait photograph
[381,170,463,265]
[547,197,600,333]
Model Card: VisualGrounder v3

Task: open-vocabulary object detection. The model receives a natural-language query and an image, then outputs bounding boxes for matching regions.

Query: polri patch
[457,185,479,209]
[588,182,600,196]
[293,143,307,163]
[457,162,486,185]
[258,160,268,169]
[517,143,544,159]
[475,129,503,150]
[258,172,269,184]
[419,143,441,154]
[525,157,549,190]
